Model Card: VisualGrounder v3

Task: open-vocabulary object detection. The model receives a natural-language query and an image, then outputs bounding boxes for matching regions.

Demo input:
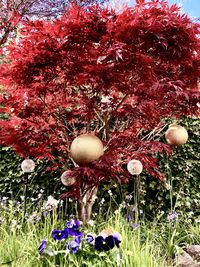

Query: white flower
[126,194,133,201]
[11,219,17,226]
[100,198,105,205]
[108,190,112,196]
[87,220,95,227]
[119,201,126,209]
[10,220,19,232]
[43,196,58,210]
[59,200,64,206]
[167,212,179,222]
[165,182,171,190]
[47,196,58,207]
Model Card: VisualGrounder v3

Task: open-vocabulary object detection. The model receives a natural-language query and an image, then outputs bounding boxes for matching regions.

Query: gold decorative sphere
[165,124,188,146]
[70,134,104,165]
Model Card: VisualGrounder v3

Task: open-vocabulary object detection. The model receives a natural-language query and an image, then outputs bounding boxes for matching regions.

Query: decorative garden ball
[127,159,143,175]
[70,134,104,165]
[61,170,76,186]
[165,124,188,146]
[21,159,35,173]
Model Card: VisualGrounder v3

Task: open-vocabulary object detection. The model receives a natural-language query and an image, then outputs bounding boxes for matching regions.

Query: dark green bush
[138,117,200,218]
[96,117,200,220]
[0,147,64,199]
[0,117,199,220]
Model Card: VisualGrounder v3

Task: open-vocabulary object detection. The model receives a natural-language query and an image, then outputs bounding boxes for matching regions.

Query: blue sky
[167,0,200,18]
[115,0,200,19]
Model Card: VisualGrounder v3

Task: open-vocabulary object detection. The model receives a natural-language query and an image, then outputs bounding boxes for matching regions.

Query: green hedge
[0,117,199,219]
[139,117,200,218]
[95,117,200,219]
[0,147,63,199]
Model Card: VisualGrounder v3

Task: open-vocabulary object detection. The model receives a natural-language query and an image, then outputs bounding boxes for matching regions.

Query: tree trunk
[77,186,98,223]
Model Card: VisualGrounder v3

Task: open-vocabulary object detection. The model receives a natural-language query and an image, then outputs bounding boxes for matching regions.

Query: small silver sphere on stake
[61,170,76,186]
[21,159,35,173]
[165,124,188,146]
[127,159,143,223]
[127,159,143,175]
[21,158,35,221]
[70,134,104,166]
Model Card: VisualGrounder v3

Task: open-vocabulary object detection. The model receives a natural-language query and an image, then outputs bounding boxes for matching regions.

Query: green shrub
[0,147,63,199]
[139,117,200,219]
[96,117,200,221]
[0,117,199,219]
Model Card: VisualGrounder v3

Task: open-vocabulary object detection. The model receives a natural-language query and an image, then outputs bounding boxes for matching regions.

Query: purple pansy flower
[86,233,96,244]
[52,228,68,241]
[95,233,115,251]
[66,219,80,230]
[38,239,47,256]
[66,230,83,254]
[95,232,122,251]
[66,240,80,254]
[74,233,83,245]
[112,232,122,248]
[68,227,82,237]
[66,219,82,237]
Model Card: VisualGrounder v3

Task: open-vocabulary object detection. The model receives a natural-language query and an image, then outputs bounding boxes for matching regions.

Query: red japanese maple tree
[0,1,199,221]
[0,0,105,46]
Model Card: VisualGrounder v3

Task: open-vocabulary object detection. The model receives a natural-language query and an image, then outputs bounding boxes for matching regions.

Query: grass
[1,207,199,267]
[0,195,199,267]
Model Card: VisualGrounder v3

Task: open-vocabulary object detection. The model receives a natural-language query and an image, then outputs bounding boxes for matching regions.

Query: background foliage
[97,116,200,220]
[140,116,200,218]
[0,116,199,219]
